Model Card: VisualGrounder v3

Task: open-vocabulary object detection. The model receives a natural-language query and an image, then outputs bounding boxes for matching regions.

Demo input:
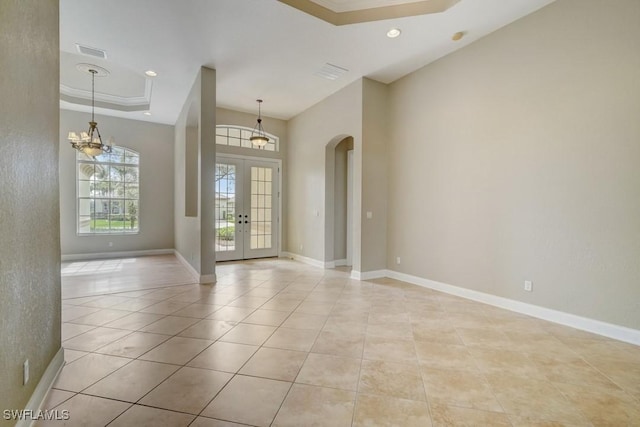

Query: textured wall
[387,0,640,329]
[59,110,175,256]
[0,0,61,418]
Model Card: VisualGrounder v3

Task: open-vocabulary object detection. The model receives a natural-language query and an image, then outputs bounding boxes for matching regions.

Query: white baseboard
[200,274,217,284]
[280,251,325,269]
[61,249,174,262]
[17,348,65,427]
[385,269,640,346]
[325,259,349,268]
[351,269,387,281]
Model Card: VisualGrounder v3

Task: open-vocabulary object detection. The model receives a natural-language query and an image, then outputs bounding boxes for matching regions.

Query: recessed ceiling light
[143,111,151,116]
[387,28,401,38]
[144,70,157,77]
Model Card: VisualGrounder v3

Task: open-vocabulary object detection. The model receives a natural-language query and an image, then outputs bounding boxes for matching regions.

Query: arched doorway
[325,135,354,268]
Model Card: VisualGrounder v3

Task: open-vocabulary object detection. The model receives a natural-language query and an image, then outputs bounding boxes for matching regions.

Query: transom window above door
[216,125,279,152]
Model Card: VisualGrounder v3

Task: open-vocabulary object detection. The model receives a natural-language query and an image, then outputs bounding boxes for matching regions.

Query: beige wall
[0,0,61,417]
[361,79,389,272]
[59,110,175,257]
[174,67,217,279]
[387,0,640,329]
[286,80,363,269]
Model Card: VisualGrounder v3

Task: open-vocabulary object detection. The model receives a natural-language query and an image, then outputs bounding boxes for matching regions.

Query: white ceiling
[59,0,555,125]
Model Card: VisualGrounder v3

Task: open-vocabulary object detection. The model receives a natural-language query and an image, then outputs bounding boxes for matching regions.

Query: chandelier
[68,67,113,157]
[249,99,269,147]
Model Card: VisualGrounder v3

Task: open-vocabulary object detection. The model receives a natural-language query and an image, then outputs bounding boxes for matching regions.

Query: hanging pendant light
[68,67,113,157]
[250,99,269,147]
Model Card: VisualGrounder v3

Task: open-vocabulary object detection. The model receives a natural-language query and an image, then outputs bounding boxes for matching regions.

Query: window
[216,125,279,152]
[77,147,140,234]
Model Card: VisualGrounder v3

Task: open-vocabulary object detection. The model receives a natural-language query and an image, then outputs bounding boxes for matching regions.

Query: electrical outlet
[524,280,533,292]
[23,359,29,385]
[396,256,401,265]
[108,241,113,247]
[299,244,303,250]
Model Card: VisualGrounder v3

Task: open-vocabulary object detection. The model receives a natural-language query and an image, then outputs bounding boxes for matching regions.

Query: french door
[215,156,279,261]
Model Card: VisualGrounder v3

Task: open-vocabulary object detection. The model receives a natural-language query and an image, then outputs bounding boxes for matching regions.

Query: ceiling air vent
[314,63,349,80]
[76,44,107,59]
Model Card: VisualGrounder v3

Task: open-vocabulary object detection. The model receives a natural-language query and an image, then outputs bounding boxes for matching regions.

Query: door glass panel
[250,166,273,250]
[215,163,236,252]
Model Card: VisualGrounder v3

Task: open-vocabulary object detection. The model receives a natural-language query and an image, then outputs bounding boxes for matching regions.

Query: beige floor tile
[67,308,133,326]
[555,381,640,426]
[368,311,411,325]
[94,331,170,358]
[296,353,361,391]
[280,312,328,330]
[421,366,503,412]
[178,319,236,340]
[295,301,335,315]
[411,321,464,345]
[171,303,221,318]
[53,353,131,392]
[140,367,232,414]
[61,306,101,322]
[363,336,417,362]
[469,347,547,379]
[534,357,621,389]
[201,375,291,427]
[227,296,270,309]
[109,404,195,427]
[353,394,432,427]
[366,321,413,340]
[40,389,75,410]
[103,312,165,330]
[261,298,301,312]
[207,306,255,322]
[189,417,248,427]
[219,323,277,345]
[273,383,355,427]
[311,330,365,358]
[139,315,200,335]
[36,393,130,427]
[243,309,291,326]
[587,358,640,400]
[63,349,89,364]
[139,336,213,364]
[323,318,368,334]
[359,359,426,401]
[264,327,319,352]
[414,341,479,371]
[62,327,131,352]
[83,360,179,402]
[240,347,307,381]
[188,341,258,373]
[456,327,515,349]
[58,256,640,427]
[430,403,511,427]
[109,297,158,311]
[486,373,590,425]
[139,300,192,315]
[61,323,95,341]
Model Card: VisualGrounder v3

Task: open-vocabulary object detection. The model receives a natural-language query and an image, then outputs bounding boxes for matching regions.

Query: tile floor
[39,256,640,426]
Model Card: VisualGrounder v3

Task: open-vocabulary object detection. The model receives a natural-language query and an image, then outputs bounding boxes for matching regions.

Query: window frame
[76,146,141,236]
[215,125,279,152]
